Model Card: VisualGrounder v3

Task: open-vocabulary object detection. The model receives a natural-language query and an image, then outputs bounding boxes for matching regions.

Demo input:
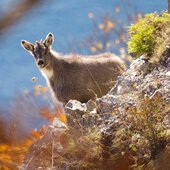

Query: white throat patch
[40,68,53,80]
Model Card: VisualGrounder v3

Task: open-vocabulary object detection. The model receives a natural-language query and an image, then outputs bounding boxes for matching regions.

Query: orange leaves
[32,76,48,96]
[40,107,54,123]
[0,120,46,170]
[31,127,46,140]
[90,17,116,53]
[33,84,48,96]
[56,111,67,124]
[105,20,115,32]
[90,47,97,53]
[40,86,48,93]
[99,18,115,33]
[0,139,33,170]
[90,43,103,53]
[0,106,67,170]
[0,105,67,170]
[40,107,67,124]
[0,76,67,169]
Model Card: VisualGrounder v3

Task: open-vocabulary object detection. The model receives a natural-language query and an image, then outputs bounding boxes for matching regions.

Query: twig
[0,0,41,33]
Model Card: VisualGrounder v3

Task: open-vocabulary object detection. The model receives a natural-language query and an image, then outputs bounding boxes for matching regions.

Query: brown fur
[21,33,125,104]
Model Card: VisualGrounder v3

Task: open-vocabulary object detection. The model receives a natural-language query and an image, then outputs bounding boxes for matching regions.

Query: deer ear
[21,40,34,52]
[44,33,54,48]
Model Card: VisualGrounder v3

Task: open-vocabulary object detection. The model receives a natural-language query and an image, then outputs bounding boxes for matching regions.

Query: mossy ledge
[128,12,170,64]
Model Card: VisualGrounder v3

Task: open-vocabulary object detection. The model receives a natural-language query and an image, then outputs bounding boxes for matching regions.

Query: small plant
[128,12,170,63]
[113,96,170,167]
[59,127,102,169]
[43,96,169,169]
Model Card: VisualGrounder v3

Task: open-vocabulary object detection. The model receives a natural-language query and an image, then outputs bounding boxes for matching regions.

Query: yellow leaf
[40,86,48,93]
[56,113,67,124]
[90,47,97,53]
[97,43,103,49]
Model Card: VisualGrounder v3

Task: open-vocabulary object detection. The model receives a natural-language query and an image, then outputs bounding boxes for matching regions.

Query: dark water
[0,0,167,105]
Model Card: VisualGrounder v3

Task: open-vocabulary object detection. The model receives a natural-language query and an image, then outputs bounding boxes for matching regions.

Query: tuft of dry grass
[111,96,170,168]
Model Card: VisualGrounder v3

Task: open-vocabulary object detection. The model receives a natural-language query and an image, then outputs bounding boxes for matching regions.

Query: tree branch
[0,0,41,33]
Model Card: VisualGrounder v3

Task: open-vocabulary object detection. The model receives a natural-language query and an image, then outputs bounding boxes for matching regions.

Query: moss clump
[128,12,170,63]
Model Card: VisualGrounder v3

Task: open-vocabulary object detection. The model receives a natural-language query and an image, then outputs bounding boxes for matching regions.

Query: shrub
[128,12,170,63]
[113,96,170,168]
[51,97,170,169]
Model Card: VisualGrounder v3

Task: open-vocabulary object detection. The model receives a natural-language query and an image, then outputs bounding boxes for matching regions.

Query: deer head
[21,33,54,68]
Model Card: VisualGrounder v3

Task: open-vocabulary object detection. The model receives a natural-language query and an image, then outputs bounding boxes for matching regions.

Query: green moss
[128,12,170,63]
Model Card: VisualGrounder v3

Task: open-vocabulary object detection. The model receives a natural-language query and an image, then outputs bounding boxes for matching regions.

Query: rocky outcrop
[20,53,170,170]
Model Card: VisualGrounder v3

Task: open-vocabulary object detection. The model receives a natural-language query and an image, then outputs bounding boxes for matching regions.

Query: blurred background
[0,0,167,169]
[0,0,166,106]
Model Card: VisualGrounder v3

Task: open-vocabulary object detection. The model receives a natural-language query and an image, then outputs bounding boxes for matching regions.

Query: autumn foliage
[0,79,66,170]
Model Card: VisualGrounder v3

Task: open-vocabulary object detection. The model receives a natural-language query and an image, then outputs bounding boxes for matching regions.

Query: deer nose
[37,59,44,66]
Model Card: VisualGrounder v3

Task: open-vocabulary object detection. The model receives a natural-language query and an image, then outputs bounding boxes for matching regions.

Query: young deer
[21,33,125,104]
